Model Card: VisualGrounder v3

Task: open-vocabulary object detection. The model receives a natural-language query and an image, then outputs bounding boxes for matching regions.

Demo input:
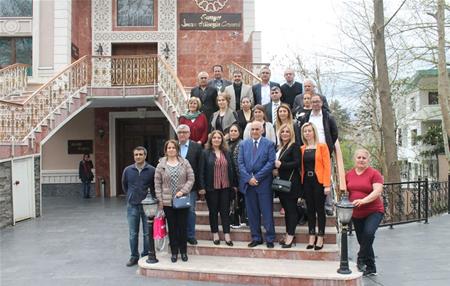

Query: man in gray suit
[224,70,254,111]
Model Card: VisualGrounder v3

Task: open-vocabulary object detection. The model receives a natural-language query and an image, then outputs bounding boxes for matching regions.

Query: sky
[254,0,343,83]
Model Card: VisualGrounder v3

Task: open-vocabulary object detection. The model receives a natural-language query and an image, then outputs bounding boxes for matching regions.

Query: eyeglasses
[261,72,270,74]
[200,77,207,79]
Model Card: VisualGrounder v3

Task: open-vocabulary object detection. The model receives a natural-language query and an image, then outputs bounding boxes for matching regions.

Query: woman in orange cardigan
[300,122,331,250]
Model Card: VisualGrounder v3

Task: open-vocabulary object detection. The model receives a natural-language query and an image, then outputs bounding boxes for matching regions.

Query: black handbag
[172,194,191,209]
[272,177,292,193]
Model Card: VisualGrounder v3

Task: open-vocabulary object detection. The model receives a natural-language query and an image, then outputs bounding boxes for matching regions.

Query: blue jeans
[82,181,91,198]
[186,191,197,239]
[127,204,149,259]
[352,212,383,271]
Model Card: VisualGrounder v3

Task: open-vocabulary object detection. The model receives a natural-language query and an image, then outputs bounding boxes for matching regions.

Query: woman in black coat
[200,130,236,246]
[273,123,301,248]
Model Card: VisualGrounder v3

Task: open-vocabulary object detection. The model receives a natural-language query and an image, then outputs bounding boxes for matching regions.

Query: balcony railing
[0,56,89,142]
[91,55,158,87]
[0,63,30,98]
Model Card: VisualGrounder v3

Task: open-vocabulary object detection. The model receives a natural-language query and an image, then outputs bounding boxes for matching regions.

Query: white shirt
[261,83,271,105]
[309,110,326,143]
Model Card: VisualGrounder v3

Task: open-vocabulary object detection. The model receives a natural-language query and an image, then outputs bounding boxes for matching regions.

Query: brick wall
[71,0,92,59]
[177,0,253,86]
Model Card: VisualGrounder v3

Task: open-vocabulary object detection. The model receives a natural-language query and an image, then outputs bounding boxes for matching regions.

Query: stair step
[195,224,337,243]
[196,199,286,212]
[188,240,339,261]
[195,210,336,227]
[138,254,362,285]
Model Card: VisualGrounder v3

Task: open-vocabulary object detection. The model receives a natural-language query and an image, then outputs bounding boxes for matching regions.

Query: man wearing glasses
[191,71,219,124]
[252,66,280,106]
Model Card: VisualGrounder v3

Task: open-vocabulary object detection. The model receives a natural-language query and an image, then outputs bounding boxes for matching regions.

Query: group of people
[120,65,385,277]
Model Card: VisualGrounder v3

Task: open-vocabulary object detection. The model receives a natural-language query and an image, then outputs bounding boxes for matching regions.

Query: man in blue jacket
[238,121,276,248]
[121,146,155,267]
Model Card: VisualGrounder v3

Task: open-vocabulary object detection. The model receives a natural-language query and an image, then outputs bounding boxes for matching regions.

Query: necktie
[253,140,258,156]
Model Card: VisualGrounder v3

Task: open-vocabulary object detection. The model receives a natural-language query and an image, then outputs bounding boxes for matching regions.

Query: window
[410,97,416,112]
[411,129,418,146]
[0,0,32,17]
[397,128,403,146]
[428,92,439,105]
[0,37,32,74]
[117,0,154,27]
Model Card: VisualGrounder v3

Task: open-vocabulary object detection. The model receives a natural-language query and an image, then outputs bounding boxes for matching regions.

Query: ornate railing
[227,61,263,86]
[380,178,449,228]
[0,63,30,97]
[91,55,158,87]
[157,56,188,120]
[0,56,89,142]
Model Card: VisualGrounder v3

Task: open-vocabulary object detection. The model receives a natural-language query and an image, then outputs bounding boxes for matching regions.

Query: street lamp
[336,193,355,275]
[142,190,159,264]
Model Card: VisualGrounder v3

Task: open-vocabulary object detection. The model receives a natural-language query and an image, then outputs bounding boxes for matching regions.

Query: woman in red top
[179,97,208,145]
[346,149,384,277]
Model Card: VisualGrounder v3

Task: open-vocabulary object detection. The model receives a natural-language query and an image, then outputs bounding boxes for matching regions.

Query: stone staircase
[138,199,362,285]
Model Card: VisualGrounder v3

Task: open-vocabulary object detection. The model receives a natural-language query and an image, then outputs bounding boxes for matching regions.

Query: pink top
[346,167,384,219]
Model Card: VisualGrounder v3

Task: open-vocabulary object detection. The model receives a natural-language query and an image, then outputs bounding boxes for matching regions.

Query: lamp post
[142,190,159,264]
[336,193,355,274]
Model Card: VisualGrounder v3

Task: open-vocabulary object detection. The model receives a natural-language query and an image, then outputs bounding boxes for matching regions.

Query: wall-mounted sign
[68,140,93,154]
[180,13,241,30]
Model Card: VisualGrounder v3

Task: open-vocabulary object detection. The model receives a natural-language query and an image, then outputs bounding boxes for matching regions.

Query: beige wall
[42,108,95,170]
[39,0,54,69]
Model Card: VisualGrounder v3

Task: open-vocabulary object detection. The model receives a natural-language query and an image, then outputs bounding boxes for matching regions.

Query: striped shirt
[213,152,230,189]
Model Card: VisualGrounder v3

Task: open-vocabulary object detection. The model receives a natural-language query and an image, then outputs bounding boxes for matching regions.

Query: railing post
[424,178,429,224]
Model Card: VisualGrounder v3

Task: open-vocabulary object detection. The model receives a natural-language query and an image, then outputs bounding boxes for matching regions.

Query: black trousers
[231,189,247,226]
[206,188,231,234]
[163,206,188,255]
[278,192,298,235]
[303,175,326,236]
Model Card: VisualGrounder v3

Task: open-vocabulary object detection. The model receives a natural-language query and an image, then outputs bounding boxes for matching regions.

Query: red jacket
[300,143,331,187]
[179,113,208,145]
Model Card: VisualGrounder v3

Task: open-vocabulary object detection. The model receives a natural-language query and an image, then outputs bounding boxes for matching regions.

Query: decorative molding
[92,0,177,68]
[41,169,96,184]
[194,0,228,12]
[0,18,32,36]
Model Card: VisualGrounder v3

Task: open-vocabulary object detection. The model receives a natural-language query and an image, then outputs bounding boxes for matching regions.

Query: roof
[410,68,450,87]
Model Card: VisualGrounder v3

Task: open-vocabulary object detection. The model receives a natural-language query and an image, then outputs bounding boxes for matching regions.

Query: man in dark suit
[238,121,276,248]
[177,124,204,245]
[280,68,303,109]
[263,86,282,124]
[208,64,232,92]
[191,71,218,124]
[252,66,280,106]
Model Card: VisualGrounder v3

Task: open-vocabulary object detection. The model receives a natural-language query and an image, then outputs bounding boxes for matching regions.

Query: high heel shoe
[314,237,324,250]
[281,237,296,249]
[213,239,220,245]
[225,240,234,246]
[306,236,317,250]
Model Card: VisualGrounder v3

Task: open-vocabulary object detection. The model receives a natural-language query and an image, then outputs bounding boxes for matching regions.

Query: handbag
[172,193,191,209]
[272,176,292,193]
[153,216,167,240]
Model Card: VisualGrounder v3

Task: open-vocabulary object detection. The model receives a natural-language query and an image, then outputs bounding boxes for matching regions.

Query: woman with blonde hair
[243,104,276,143]
[211,92,238,139]
[346,149,384,276]
[273,123,301,248]
[200,130,236,246]
[179,97,208,145]
[154,140,195,263]
[274,103,301,143]
[300,122,331,251]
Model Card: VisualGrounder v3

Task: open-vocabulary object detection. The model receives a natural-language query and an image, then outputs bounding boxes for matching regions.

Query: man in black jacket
[280,68,303,109]
[177,124,204,245]
[252,66,280,106]
[79,154,94,199]
[191,71,218,124]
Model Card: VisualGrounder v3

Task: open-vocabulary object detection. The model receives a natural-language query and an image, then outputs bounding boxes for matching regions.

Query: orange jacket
[300,143,331,187]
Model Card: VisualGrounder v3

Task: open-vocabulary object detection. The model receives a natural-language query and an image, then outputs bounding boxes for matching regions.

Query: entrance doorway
[12,157,35,223]
[115,118,169,196]
[111,43,158,56]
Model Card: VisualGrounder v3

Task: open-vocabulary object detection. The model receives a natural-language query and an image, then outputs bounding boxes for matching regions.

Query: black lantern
[142,190,159,264]
[163,43,170,60]
[336,193,355,274]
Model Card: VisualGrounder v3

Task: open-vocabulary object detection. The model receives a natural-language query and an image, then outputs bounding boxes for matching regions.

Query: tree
[372,0,402,182]
[416,125,445,158]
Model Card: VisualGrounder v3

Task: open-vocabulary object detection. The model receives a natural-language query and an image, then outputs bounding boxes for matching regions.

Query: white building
[396,68,449,182]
